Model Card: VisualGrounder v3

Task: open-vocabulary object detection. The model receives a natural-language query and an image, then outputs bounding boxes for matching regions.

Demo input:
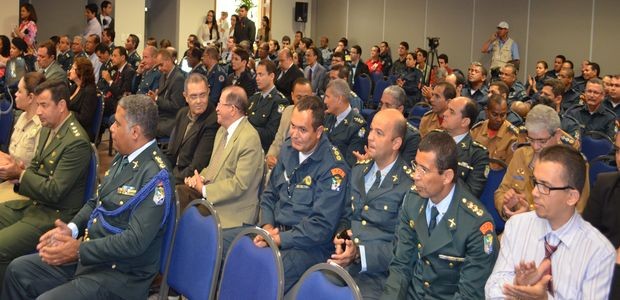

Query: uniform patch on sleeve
[479,221,494,234]
[218,74,225,82]
[153,184,165,205]
[358,127,366,138]
[330,168,346,191]
[278,104,286,113]
[483,234,494,254]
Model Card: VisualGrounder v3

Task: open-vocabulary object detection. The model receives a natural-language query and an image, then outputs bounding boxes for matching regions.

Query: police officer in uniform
[248,60,288,152]
[2,95,174,299]
[324,79,367,166]
[0,80,92,288]
[330,109,413,299]
[495,105,589,221]
[125,34,141,70]
[222,96,349,292]
[470,94,519,169]
[57,36,74,72]
[202,46,227,106]
[95,44,114,94]
[566,78,617,139]
[132,46,161,95]
[381,131,498,300]
[225,47,257,98]
[419,82,456,138]
[441,97,489,197]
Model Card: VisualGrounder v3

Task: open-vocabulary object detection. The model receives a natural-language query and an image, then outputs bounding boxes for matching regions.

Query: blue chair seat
[287,263,362,300]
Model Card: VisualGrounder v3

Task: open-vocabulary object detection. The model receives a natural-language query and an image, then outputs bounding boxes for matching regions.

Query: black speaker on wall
[295,2,308,23]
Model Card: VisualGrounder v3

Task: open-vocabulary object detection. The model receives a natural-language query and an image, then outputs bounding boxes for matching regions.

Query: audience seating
[352,74,372,105]
[160,199,221,300]
[588,155,617,187]
[581,131,614,162]
[479,158,508,234]
[408,102,431,128]
[287,262,362,300]
[217,227,284,300]
[371,77,390,109]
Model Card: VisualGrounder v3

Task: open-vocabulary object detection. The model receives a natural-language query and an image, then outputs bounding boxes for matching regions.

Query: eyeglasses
[187,92,208,101]
[526,135,553,145]
[531,178,574,195]
[411,163,431,177]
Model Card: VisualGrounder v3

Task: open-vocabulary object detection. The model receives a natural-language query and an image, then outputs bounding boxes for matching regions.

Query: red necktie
[543,237,560,296]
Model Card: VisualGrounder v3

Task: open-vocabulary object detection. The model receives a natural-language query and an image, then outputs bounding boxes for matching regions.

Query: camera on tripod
[427,37,440,50]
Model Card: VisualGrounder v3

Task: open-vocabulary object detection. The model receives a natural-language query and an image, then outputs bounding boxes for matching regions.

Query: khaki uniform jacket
[470,120,519,169]
[419,110,441,138]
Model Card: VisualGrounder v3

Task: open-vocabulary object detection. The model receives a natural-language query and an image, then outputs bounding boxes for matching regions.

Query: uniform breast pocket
[291,187,313,214]
[436,253,465,278]
[371,199,400,221]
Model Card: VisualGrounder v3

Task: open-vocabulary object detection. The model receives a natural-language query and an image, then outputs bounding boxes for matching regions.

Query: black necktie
[428,206,439,234]
[308,67,313,81]
[370,170,381,191]
[113,156,129,178]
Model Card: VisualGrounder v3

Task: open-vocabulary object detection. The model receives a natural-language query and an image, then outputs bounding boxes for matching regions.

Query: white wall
[271,0,314,43]
[116,0,145,53]
[0,1,19,39]
[178,0,214,53]
[30,0,86,41]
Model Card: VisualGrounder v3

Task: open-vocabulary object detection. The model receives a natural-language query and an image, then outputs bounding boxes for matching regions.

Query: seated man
[441,97,489,197]
[420,82,456,137]
[499,63,526,103]
[165,73,219,184]
[266,78,313,169]
[0,80,91,285]
[495,105,589,220]
[225,47,257,99]
[101,46,136,119]
[538,78,581,139]
[247,60,288,152]
[470,94,519,169]
[381,131,498,299]
[485,144,615,299]
[176,86,264,228]
[148,48,186,138]
[132,45,161,95]
[223,96,349,292]
[566,78,617,139]
[324,79,367,166]
[330,109,413,299]
[2,95,174,299]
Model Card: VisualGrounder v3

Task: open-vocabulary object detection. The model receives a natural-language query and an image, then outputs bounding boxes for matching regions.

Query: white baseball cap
[497,21,509,29]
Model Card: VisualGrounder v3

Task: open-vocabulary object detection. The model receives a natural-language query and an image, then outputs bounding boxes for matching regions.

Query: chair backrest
[159,189,179,274]
[92,94,104,144]
[352,74,372,104]
[408,102,431,128]
[581,131,613,161]
[84,143,99,204]
[0,98,14,148]
[289,263,362,300]
[479,158,507,234]
[372,78,390,108]
[161,199,221,300]
[589,155,617,187]
[217,227,284,300]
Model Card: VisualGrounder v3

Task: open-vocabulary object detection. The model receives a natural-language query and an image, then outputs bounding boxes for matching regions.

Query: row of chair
[158,199,362,300]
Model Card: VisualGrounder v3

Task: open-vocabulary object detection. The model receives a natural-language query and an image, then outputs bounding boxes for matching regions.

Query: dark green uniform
[247,88,289,152]
[401,123,421,165]
[127,50,141,70]
[0,114,91,284]
[1,142,174,300]
[381,181,499,300]
[324,108,368,166]
[455,133,489,198]
[57,50,74,72]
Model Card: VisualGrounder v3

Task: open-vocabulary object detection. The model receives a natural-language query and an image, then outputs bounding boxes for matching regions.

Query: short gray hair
[326,78,350,99]
[118,95,158,139]
[184,72,209,93]
[525,104,561,135]
[382,85,407,107]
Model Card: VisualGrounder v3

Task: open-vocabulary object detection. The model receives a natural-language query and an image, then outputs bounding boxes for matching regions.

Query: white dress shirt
[485,211,616,299]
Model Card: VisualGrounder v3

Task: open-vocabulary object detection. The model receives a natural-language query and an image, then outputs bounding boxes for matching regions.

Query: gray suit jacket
[43,61,68,84]
[304,63,327,94]
[201,117,264,228]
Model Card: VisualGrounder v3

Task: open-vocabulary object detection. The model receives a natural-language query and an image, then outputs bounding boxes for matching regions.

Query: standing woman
[12,3,38,51]
[68,57,98,142]
[228,15,238,42]
[257,16,271,44]
[198,10,220,48]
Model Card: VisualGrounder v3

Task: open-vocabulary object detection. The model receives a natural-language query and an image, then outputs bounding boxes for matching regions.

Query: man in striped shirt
[485,144,616,299]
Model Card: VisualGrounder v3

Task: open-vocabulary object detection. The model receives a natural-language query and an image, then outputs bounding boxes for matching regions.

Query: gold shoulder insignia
[331,146,343,161]
[423,110,434,116]
[560,134,575,145]
[472,140,487,150]
[471,121,484,130]
[353,116,365,124]
[507,124,520,135]
[153,154,166,169]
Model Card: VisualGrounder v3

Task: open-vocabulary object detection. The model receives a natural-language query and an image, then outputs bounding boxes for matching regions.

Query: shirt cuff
[67,222,79,239]
[201,185,207,199]
[359,245,367,272]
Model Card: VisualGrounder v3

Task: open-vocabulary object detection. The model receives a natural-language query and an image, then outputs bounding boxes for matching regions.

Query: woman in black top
[68,57,98,142]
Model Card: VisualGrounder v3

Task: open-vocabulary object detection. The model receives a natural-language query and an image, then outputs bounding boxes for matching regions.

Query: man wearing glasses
[566,78,617,139]
[495,105,589,220]
[486,144,615,299]
[381,131,498,299]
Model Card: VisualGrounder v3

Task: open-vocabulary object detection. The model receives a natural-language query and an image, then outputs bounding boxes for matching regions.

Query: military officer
[330,109,414,299]
[470,94,519,169]
[132,46,161,95]
[381,131,498,300]
[419,82,456,138]
[225,47,257,98]
[125,34,141,70]
[57,35,74,72]
[95,44,113,94]
[441,97,489,197]
[2,95,174,299]
[202,46,227,106]
[324,79,367,166]
[248,60,289,152]
[567,78,617,139]
[537,78,582,140]
[0,80,92,287]
[495,105,589,220]
[222,96,349,293]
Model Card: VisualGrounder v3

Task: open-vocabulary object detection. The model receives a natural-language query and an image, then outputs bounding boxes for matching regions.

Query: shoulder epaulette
[331,146,344,161]
[406,122,418,132]
[423,110,434,116]
[560,133,576,145]
[350,91,359,98]
[507,123,520,135]
[152,151,167,169]
[460,197,485,217]
[353,115,366,125]
[356,159,372,165]
[472,140,487,150]
[69,122,82,138]
[471,121,484,130]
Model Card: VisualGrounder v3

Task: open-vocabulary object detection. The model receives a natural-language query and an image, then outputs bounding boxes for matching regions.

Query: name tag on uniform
[117,185,137,196]
[438,254,465,262]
